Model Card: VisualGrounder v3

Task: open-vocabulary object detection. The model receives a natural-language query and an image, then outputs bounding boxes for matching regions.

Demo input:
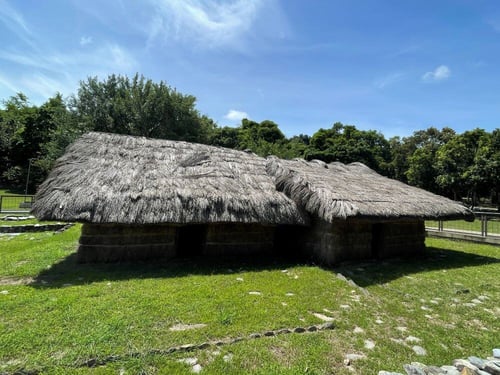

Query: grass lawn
[0,226,499,374]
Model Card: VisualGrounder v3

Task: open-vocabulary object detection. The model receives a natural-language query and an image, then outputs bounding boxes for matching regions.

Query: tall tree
[305,122,390,174]
[405,127,455,193]
[435,128,490,204]
[72,74,207,142]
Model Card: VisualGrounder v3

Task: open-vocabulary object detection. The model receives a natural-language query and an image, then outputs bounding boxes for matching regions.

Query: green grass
[1,227,499,374]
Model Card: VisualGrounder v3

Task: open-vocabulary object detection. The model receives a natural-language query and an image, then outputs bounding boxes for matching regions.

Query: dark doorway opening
[176,225,206,257]
[371,223,383,259]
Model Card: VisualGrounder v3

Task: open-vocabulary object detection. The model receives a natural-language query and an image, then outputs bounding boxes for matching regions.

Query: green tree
[305,122,390,174]
[0,93,38,186]
[435,128,490,204]
[405,127,455,193]
[72,74,207,142]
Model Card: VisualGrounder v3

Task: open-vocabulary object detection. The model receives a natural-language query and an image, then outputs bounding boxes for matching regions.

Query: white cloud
[21,73,74,99]
[80,36,93,46]
[422,65,451,82]
[0,73,19,93]
[0,0,32,38]
[374,72,404,89]
[225,109,249,121]
[145,0,287,50]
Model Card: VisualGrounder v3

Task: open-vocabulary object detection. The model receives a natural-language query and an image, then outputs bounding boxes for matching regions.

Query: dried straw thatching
[32,132,306,225]
[266,157,474,222]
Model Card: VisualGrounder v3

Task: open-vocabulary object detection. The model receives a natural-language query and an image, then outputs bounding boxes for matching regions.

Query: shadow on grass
[30,246,499,289]
[332,246,500,287]
[30,252,308,288]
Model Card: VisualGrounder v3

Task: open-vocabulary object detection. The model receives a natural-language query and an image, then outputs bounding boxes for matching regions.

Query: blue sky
[1,0,499,138]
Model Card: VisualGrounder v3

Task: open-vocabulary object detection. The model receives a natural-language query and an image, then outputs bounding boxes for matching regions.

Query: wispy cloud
[21,73,75,98]
[0,0,31,35]
[422,65,450,82]
[0,43,137,73]
[0,0,35,47]
[0,73,19,93]
[80,36,93,46]
[225,109,248,122]
[387,44,420,59]
[374,72,405,89]
[145,0,283,50]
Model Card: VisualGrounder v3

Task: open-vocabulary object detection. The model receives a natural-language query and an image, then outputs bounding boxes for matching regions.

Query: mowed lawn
[0,225,499,374]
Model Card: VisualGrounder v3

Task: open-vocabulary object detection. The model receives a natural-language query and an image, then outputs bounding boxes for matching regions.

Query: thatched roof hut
[266,157,473,264]
[266,157,474,222]
[32,132,473,264]
[32,132,305,225]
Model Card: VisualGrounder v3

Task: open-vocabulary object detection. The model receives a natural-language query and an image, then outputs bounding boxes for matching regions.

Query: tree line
[1,74,498,207]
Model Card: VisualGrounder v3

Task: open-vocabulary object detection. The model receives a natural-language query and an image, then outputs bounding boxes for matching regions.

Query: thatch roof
[266,157,474,222]
[33,132,473,225]
[32,132,306,225]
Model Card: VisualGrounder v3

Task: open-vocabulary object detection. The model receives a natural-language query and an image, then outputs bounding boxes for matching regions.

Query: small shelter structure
[266,158,473,264]
[32,132,473,264]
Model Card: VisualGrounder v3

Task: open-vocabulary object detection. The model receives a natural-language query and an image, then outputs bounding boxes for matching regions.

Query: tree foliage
[304,122,391,174]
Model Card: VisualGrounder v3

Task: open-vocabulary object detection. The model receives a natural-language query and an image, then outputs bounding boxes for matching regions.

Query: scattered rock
[223,353,233,362]
[285,292,295,296]
[236,277,243,282]
[380,350,500,375]
[412,346,427,356]
[178,358,198,366]
[170,323,207,332]
[345,353,366,361]
[375,319,384,324]
[403,364,426,375]
[317,322,335,330]
[354,326,365,334]
[364,339,376,350]
[312,312,334,321]
[494,349,500,359]
[248,291,261,295]
[405,336,422,343]
[192,364,202,373]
